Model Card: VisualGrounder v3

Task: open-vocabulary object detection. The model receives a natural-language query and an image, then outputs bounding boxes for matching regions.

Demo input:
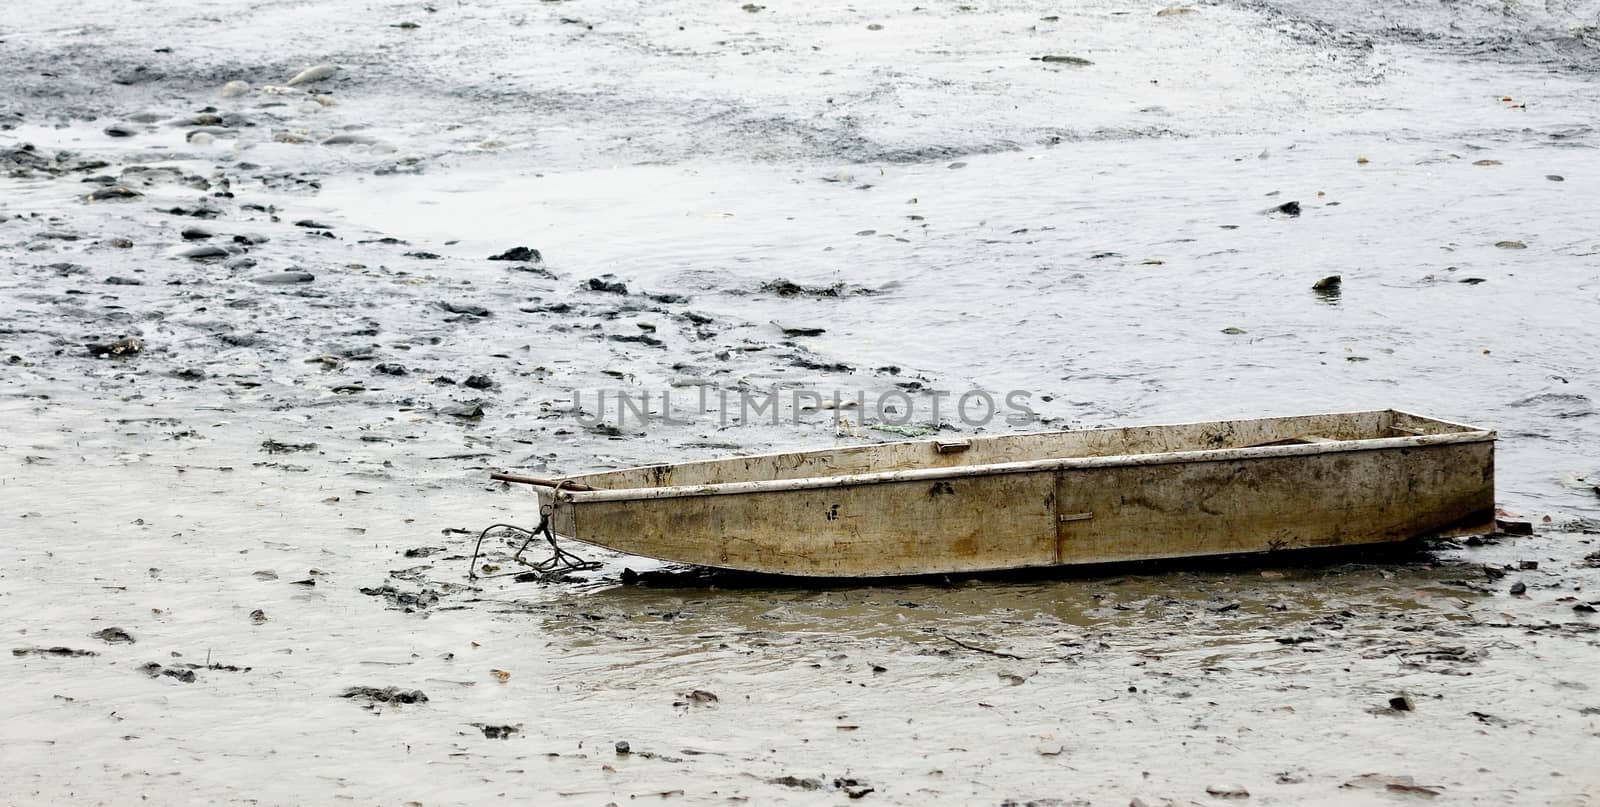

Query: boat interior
[563,410,1487,491]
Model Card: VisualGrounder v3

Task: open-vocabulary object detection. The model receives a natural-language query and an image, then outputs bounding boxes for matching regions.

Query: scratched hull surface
[542,411,1496,575]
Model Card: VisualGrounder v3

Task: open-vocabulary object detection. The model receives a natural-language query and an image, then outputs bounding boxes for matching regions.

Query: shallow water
[4,0,1600,804]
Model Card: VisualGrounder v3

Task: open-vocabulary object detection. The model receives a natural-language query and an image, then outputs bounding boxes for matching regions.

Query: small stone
[86,186,143,201]
[440,402,485,419]
[286,64,338,86]
[104,125,137,138]
[776,322,825,337]
[87,337,142,358]
[585,277,628,294]
[1389,694,1414,711]
[1206,784,1249,798]
[1547,175,1565,182]
[1221,327,1246,335]
[1272,200,1301,217]
[179,245,229,261]
[91,627,135,644]
[181,226,213,240]
[463,375,494,389]
[250,609,268,625]
[1494,240,1527,249]
[1495,518,1533,535]
[1035,55,1094,66]
[1509,581,1527,596]
[252,271,315,284]
[220,80,251,98]
[615,740,631,755]
[488,246,542,262]
[440,302,490,317]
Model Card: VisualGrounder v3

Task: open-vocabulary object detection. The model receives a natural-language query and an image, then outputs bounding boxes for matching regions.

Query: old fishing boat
[491,410,1495,577]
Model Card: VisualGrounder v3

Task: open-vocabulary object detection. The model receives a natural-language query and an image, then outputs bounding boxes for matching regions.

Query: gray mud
[4,0,1600,804]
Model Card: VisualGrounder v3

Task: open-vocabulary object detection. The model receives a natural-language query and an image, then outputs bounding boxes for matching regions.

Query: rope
[468,480,600,581]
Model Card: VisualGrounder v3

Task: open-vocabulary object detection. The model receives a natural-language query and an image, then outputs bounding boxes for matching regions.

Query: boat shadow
[615,537,1453,591]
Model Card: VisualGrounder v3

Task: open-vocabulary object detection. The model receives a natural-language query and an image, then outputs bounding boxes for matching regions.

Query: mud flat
[3,0,1600,803]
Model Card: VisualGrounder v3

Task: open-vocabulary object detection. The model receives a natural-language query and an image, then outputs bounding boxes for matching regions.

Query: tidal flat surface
[3,0,1600,803]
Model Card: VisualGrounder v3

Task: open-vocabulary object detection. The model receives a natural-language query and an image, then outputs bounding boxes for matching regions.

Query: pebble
[440,302,491,317]
[286,64,338,86]
[86,186,142,201]
[321,134,383,146]
[440,402,485,419]
[1495,240,1527,249]
[253,271,316,284]
[776,322,826,337]
[91,627,135,644]
[586,277,629,294]
[180,245,230,260]
[87,337,142,358]
[181,226,214,240]
[1205,784,1250,798]
[219,80,251,98]
[1034,55,1094,66]
[488,246,542,262]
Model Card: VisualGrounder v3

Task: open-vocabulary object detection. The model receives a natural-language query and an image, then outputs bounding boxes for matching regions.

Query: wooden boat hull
[529,410,1495,577]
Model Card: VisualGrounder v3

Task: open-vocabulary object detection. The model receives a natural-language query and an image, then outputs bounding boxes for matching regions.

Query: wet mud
[4,0,1600,803]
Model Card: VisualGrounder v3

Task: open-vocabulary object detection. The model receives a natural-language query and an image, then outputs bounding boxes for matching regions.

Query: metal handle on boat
[490,473,598,492]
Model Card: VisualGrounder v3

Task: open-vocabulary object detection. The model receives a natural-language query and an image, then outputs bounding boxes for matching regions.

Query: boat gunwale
[552,413,1496,504]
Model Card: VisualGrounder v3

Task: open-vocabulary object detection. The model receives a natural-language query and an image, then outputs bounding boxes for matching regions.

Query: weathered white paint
[513,410,1495,577]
